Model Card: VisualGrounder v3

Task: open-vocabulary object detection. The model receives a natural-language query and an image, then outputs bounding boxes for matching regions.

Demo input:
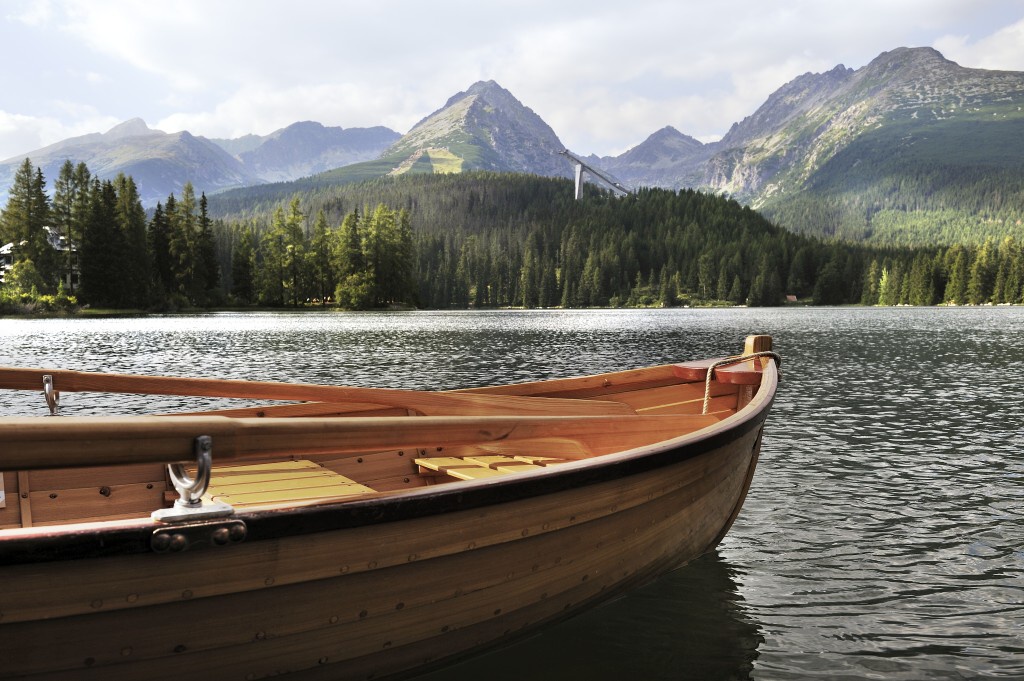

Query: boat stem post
[738,335,773,410]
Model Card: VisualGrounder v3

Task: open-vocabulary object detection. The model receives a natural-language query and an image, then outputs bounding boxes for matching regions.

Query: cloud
[2,0,1023,160]
[0,109,119,161]
[7,0,53,26]
[934,17,1024,71]
[155,83,426,139]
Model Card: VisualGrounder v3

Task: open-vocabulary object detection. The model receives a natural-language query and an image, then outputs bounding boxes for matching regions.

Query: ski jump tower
[559,149,631,200]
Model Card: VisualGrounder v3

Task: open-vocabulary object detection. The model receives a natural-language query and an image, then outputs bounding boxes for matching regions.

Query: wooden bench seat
[204,459,375,508]
[415,454,562,482]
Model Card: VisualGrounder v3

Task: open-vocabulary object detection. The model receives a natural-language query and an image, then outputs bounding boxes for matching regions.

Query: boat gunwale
[0,363,777,566]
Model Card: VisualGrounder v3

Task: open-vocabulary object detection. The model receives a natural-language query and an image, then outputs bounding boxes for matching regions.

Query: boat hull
[0,357,777,681]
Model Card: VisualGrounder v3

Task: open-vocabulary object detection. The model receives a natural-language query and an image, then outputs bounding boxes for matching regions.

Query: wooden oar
[0,413,721,470]
[0,367,635,418]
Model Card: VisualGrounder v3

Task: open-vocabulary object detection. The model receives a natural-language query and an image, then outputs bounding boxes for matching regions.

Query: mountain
[5,49,1022,246]
[597,126,710,189]
[0,119,260,206]
[210,122,401,182]
[317,80,573,183]
[616,47,1024,244]
[0,119,401,208]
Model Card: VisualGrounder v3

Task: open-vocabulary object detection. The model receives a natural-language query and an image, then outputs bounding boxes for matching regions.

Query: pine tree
[334,208,363,279]
[230,224,256,304]
[728,275,745,305]
[259,206,289,306]
[520,247,539,308]
[967,238,996,305]
[282,198,306,307]
[51,160,86,291]
[79,180,120,307]
[197,193,221,305]
[309,210,334,304]
[0,159,55,292]
[149,202,174,302]
[812,261,845,305]
[861,259,881,305]
[114,174,151,308]
[168,184,201,304]
[943,247,969,304]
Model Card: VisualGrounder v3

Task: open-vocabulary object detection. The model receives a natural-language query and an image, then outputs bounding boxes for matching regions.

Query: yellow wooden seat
[204,459,374,508]
[463,455,522,467]
[493,464,543,474]
[415,456,545,481]
[445,467,505,480]
[414,457,479,476]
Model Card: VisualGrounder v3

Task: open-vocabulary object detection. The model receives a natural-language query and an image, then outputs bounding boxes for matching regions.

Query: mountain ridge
[0,119,400,206]
[3,46,1023,245]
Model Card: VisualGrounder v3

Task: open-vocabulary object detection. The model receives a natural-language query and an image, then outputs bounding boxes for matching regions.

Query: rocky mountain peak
[386,79,569,178]
[721,64,854,148]
[104,118,158,140]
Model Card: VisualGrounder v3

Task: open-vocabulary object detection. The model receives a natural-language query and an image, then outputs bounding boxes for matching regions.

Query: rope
[702,351,782,414]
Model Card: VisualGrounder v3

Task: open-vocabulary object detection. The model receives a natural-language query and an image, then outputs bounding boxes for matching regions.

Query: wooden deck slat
[463,455,521,468]
[204,459,375,508]
[445,468,505,480]
[493,464,543,473]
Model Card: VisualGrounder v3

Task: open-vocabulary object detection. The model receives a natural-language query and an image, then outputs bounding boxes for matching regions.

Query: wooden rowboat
[0,335,779,681]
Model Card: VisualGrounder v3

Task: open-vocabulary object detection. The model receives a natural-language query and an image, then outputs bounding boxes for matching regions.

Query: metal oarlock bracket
[152,435,234,523]
[42,374,59,415]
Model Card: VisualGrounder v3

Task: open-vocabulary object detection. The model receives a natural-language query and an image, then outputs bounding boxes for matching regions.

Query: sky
[2,0,1024,162]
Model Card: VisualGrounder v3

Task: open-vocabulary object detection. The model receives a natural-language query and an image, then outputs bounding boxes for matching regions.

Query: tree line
[3,163,1023,313]
[0,158,220,311]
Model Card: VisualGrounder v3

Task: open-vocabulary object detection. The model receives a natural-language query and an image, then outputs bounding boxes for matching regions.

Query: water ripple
[2,307,1023,679]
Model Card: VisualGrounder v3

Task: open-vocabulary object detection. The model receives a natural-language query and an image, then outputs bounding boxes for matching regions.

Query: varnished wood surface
[0,337,779,681]
[0,367,637,417]
[0,425,761,680]
[0,412,721,471]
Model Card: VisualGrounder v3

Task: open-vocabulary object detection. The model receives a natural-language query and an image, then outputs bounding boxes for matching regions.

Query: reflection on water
[411,551,763,681]
[2,307,1023,679]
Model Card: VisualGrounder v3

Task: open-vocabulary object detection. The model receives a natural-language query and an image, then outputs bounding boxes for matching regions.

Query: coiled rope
[702,351,782,414]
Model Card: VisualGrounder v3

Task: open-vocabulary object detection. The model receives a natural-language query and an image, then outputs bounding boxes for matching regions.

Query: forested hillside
[3,164,1023,313]
[210,172,1024,309]
[759,118,1024,245]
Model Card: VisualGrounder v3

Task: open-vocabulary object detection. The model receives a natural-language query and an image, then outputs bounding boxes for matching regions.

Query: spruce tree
[0,159,54,291]
[114,174,151,308]
[148,202,174,302]
[230,225,256,304]
[198,193,221,305]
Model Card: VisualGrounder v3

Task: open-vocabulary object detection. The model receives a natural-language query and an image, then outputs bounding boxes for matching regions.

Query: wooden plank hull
[0,347,777,681]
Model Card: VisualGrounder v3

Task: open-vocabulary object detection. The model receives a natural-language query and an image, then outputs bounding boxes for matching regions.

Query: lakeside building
[0,227,78,289]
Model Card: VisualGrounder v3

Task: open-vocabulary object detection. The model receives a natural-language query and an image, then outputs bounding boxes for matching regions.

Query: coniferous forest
[2,160,1023,314]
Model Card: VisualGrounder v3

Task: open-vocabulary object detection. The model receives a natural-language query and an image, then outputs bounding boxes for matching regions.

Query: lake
[1,307,1022,680]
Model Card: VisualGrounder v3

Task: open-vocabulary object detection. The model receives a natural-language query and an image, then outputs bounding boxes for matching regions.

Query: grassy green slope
[761,116,1024,245]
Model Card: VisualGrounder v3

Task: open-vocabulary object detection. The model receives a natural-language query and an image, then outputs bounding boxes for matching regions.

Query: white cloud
[155,83,426,139]
[934,17,1024,71]
[2,0,1023,159]
[0,109,119,161]
[7,0,53,26]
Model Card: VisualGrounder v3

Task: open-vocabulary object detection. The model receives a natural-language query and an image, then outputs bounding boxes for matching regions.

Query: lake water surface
[2,307,1022,680]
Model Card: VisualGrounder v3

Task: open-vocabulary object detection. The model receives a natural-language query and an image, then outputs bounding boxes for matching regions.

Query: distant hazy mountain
[209,121,401,183]
[596,126,710,189]
[0,119,259,206]
[0,119,400,207]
